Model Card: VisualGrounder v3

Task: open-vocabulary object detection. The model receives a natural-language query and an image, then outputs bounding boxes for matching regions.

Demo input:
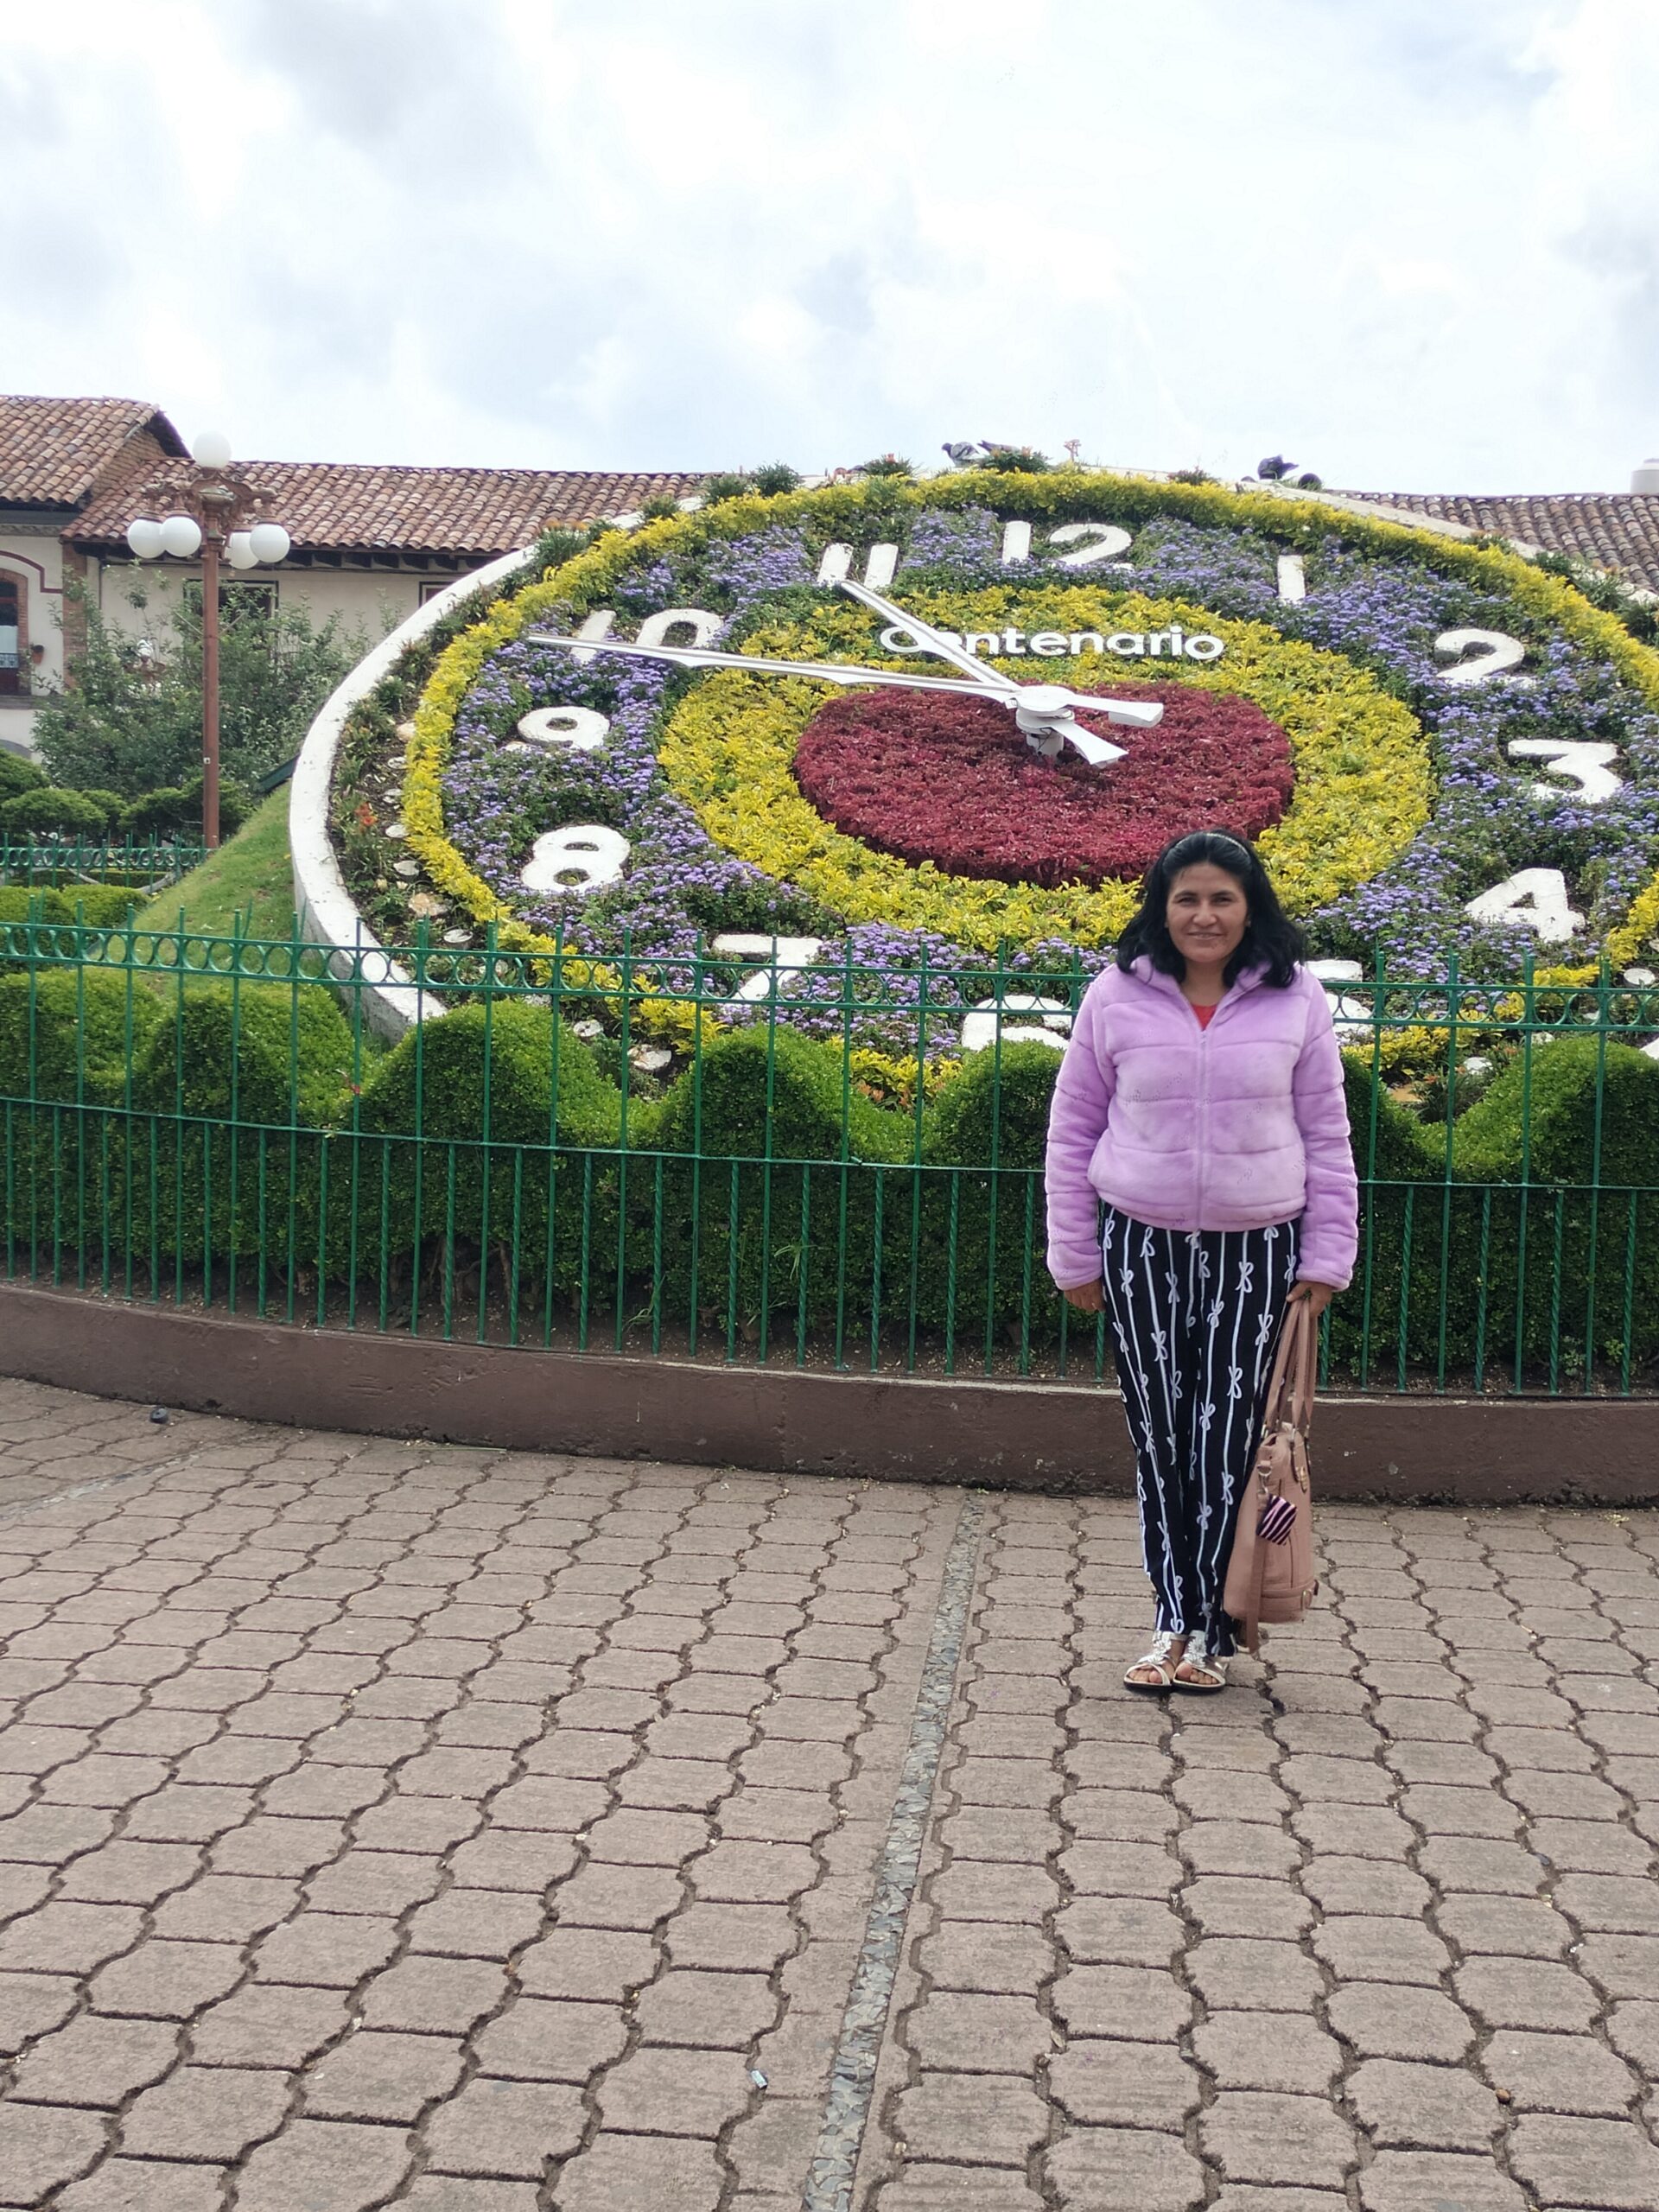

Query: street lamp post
[126,432,291,849]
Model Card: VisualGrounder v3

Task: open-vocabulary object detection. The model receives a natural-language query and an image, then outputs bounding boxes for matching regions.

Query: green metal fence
[0,836,206,887]
[2,909,1656,1397]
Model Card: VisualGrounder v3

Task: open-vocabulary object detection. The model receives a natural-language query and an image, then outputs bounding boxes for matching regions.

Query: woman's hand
[1287,1279,1337,1319]
[1062,1281,1108,1314]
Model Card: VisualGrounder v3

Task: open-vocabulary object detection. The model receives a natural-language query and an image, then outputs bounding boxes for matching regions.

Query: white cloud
[2,0,1655,489]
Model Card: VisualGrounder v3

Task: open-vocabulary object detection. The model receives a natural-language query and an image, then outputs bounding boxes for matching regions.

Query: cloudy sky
[4,0,1656,491]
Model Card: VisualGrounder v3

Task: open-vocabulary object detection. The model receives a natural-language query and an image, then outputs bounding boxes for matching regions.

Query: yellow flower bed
[657,588,1431,951]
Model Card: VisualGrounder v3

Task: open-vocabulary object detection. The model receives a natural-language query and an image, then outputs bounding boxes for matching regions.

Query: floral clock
[387,474,1659,1061]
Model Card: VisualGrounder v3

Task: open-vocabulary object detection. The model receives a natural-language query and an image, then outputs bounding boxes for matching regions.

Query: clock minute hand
[523,631,1057,702]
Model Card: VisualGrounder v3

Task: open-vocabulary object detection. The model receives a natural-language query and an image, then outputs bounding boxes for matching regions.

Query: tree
[34,584,372,798]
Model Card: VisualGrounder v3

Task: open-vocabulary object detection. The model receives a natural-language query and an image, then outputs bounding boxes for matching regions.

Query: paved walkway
[0,1382,1656,2210]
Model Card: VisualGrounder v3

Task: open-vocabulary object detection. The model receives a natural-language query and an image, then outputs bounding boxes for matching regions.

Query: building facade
[0,392,699,759]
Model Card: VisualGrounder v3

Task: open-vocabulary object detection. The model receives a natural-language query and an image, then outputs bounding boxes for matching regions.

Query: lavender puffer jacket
[1044,958,1359,1293]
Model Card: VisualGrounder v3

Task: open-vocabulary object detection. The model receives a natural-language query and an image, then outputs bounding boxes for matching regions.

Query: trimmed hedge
[0,887,144,941]
[0,969,165,1106]
[0,971,1654,1376]
[0,787,112,836]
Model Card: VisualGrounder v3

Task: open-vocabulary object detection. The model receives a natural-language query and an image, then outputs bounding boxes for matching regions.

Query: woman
[1045,830,1357,1693]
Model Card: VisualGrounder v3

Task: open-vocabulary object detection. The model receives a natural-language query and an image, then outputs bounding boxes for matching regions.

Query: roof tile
[1334,489,1659,596]
[0,395,187,507]
[68,458,706,560]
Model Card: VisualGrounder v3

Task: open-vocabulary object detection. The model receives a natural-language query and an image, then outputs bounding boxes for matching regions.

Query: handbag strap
[1257,1305,1300,1438]
[1284,1299,1319,1435]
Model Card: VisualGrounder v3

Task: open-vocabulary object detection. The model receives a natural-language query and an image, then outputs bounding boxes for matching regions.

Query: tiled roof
[0,395,188,507]
[1332,488,1659,595]
[69,458,707,560]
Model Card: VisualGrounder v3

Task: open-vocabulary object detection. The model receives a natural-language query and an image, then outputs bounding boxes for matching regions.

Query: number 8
[521,824,630,896]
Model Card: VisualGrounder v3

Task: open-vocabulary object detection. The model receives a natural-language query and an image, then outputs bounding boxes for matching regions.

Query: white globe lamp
[192,429,233,469]
[226,531,258,570]
[159,513,203,558]
[126,518,165,560]
[247,522,291,565]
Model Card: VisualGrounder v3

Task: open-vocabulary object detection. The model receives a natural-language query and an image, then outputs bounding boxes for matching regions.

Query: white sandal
[1123,1630,1185,1694]
[1172,1643,1229,1694]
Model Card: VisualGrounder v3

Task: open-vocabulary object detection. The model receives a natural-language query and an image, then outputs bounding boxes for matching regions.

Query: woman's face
[1165,861,1250,968]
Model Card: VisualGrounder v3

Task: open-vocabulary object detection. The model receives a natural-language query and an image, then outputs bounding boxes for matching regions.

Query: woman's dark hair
[1116,830,1305,988]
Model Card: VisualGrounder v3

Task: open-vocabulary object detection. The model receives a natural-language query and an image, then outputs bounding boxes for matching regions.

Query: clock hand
[524,631,1065,702]
[833,575,1022,696]
[829,575,1157,765]
[528,630,1162,728]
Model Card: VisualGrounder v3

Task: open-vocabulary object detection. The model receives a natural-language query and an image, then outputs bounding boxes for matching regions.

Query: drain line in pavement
[801,1486,988,2212]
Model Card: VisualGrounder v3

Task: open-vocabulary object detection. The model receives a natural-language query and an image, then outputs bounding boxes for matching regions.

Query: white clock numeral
[521,823,630,897]
[1435,628,1528,685]
[959,995,1072,1053]
[709,932,823,1005]
[1465,868,1584,942]
[1001,520,1033,564]
[637,608,725,650]
[1047,521,1133,568]
[569,608,616,665]
[817,542,899,588]
[508,706,610,755]
[1276,554,1306,602]
[1506,739,1622,804]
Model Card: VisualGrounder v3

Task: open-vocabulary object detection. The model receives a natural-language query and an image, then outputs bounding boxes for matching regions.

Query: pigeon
[940,442,985,465]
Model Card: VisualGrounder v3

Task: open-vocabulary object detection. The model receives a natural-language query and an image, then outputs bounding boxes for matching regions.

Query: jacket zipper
[1194,996,1212,1224]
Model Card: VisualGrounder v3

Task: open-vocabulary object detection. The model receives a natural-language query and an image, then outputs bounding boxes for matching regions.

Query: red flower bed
[792,681,1294,887]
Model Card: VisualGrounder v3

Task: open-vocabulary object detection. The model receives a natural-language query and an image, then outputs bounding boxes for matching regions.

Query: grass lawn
[135,791,297,941]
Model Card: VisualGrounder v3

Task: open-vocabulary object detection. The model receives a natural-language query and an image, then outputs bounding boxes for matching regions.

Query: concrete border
[2,1283,1655,1504]
[288,544,533,1040]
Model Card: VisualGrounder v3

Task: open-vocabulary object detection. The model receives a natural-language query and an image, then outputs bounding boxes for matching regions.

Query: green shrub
[118,786,190,837]
[76,790,126,830]
[0,967,164,1105]
[348,1002,625,1303]
[0,755,47,804]
[1,787,111,837]
[359,1001,619,1148]
[1451,1038,1659,1373]
[0,887,73,929]
[133,981,358,1128]
[0,969,169,1274]
[648,1027,911,1336]
[62,886,142,928]
[119,774,252,840]
[0,888,73,976]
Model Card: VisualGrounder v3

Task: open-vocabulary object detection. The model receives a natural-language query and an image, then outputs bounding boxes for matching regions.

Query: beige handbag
[1223,1297,1320,1656]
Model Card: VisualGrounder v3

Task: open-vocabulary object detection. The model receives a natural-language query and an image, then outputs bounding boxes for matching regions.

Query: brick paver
[0,1378,1656,2205]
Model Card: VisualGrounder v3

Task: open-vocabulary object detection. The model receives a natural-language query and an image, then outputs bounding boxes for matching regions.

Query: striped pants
[1101,1207,1301,1658]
